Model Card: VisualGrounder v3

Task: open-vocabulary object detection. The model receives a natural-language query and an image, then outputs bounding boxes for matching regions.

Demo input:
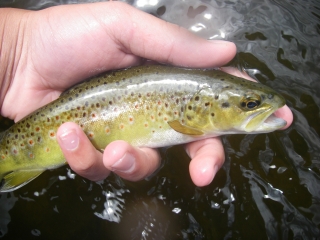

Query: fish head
[174,82,286,136]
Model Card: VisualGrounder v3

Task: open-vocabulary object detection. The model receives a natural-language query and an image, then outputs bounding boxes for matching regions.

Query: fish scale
[0,65,286,192]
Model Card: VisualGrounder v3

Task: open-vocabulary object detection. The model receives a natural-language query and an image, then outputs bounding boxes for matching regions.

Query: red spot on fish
[55,116,60,120]
[35,127,40,132]
[28,139,34,146]
[88,132,94,139]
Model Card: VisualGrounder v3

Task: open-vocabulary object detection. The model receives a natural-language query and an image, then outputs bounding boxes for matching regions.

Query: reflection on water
[0,0,320,239]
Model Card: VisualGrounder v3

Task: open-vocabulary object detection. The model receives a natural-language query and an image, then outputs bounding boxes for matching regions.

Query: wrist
[0,8,30,116]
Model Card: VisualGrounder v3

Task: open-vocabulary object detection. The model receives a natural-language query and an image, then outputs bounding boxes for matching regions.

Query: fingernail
[111,153,135,173]
[208,39,231,45]
[59,129,79,151]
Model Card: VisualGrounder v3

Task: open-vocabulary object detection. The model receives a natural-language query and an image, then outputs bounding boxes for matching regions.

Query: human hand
[0,2,292,186]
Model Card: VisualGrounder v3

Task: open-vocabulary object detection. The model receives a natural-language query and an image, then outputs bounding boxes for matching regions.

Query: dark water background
[0,0,320,239]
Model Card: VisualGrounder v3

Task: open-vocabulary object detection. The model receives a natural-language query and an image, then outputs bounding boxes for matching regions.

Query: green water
[0,0,320,239]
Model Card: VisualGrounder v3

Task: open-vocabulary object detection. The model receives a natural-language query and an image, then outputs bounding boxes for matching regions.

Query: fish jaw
[251,113,287,133]
[242,104,287,133]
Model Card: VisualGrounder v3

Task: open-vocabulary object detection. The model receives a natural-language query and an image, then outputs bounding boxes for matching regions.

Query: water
[0,0,320,239]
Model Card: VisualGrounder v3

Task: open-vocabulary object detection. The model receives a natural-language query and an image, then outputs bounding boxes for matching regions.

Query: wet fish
[0,65,286,192]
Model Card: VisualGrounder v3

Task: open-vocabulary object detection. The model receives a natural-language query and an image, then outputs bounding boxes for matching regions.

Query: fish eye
[246,100,260,109]
[241,93,261,110]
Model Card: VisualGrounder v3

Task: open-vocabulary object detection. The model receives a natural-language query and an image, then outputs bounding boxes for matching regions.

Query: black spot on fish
[26,123,30,128]
[85,101,89,107]
[195,96,200,101]
[188,105,192,110]
[176,99,179,104]
[75,94,79,97]
[69,97,72,101]
[205,102,210,107]
[241,102,246,108]
[187,115,192,120]
[96,103,100,108]
[222,102,230,108]
[211,112,215,117]
[109,101,113,105]
[83,113,86,117]
[220,78,225,81]
[214,95,219,100]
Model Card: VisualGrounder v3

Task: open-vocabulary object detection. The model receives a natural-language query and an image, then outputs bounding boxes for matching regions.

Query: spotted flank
[0,65,287,192]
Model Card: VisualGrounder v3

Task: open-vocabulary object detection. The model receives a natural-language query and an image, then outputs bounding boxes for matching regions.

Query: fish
[0,65,287,192]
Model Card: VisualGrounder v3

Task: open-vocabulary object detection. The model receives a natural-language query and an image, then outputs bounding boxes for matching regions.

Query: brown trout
[0,65,286,192]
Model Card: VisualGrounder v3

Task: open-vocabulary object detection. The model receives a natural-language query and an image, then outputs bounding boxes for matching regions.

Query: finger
[185,138,225,187]
[274,105,293,129]
[57,122,110,181]
[103,140,161,181]
[33,2,236,87]
[112,2,237,68]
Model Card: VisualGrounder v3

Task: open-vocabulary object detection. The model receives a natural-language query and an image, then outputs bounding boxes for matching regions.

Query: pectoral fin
[168,120,204,135]
[0,170,44,192]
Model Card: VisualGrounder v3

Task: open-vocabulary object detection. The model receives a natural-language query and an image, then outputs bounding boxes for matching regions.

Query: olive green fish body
[0,65,286,192]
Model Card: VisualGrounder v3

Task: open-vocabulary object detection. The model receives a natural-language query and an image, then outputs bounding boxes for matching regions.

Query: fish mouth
[255,113,287,132]
[245,109,287,133]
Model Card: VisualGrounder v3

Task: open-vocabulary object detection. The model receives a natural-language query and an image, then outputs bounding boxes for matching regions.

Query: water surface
[0,0,319,239]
